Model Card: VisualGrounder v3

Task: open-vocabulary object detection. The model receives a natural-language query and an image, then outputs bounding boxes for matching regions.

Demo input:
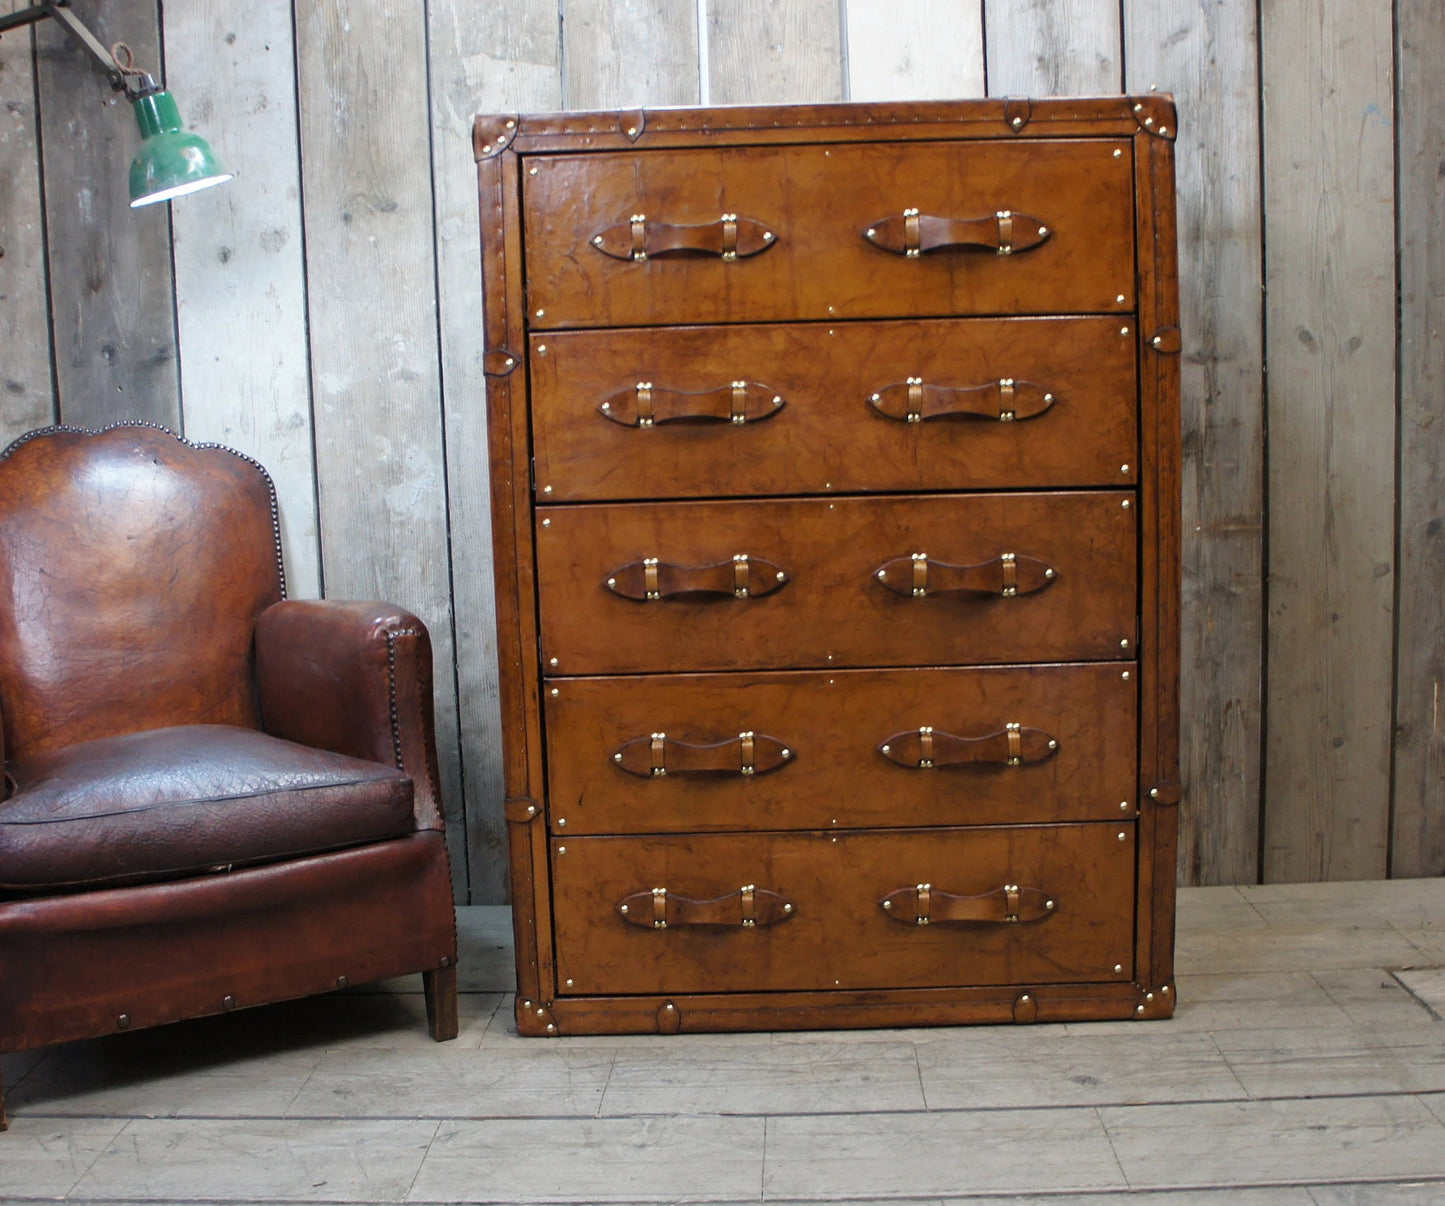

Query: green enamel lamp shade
[128,91,232,208]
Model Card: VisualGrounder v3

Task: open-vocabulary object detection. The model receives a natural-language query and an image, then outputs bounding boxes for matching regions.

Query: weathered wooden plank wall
[0,0,1439,897]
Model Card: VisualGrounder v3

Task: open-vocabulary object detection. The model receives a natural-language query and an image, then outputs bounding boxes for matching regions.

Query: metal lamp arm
[0,2,157,99]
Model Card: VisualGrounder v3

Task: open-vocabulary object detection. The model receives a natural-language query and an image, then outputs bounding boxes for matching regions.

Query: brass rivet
[558,845,567,854]
[1045,900,1054,909]
[116,1013,131,1030]
[1121,464,1131,474]
[526,804,536,815]
[537,1007,545,1017]
[1114,148,1124,158]
[881,744,890,753]
[1162,985,1170,994]
[549,657,558,667]
[619,903,628,913]
[783,903,793,913]
[626,126,637,136]
[223,995,237,1010]
[866,227,876,237]
[529,166,538,175]
[546,1023,557,1032]
[541,518,551,526]
[336,975,350,989]
[505,356,515,368]
[1150,787,1160,798]
[1038,226,1048,236]
[781,748,792,758]
[543,485,553,494]
[440,956,452,968]
[1159,126,1169,136]
[557,818,567,827]
[565,978,574,987]
[883,899,892,909]
[1136,1003,1146,1014]
[1153,335,1164,347]
[505,119,516,128]
[1122,499,1131,509]
[1120,326,1131,336]
[1146,991,1155,1001]
[550,687,559,697]
[1116,294,1126,304]
[537,344,548,354]
[613,753,623,762]
[1122,670,1131,680]
[665,1003,676,1011]
[1047,739,1057,749]
[1011,116,1024,128]
[1120,638,1130,648]
[1118,831,1128,842]
[1021,993,1030,1002]
[523,1000,532,1008]
[536,308,545,318]
[1044,568,1055,579]
[1114,964,1123,973]
[1120,801,1130,811]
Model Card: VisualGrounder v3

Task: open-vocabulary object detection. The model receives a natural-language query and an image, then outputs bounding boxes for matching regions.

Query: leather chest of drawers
[475,98,1181,1035]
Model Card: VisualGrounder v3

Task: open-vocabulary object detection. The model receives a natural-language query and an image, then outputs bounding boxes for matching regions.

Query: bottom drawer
[551,825,1135,996]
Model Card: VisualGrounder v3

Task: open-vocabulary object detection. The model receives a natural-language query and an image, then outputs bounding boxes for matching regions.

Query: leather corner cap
[0,725,415,892]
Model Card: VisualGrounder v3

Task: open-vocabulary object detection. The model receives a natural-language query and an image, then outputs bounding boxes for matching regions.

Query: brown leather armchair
[0,424,459,1129]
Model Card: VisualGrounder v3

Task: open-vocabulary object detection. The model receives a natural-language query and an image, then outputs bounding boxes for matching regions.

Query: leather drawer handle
[611,731,795,777]
[591,213,778,262]
[874,552,1055,598]
[606,555,789,601]
[618,885,796,929]
[599,381,787,427]
[864,209,1051,257]
[878,723,1059,769]
[868,377,1055,423]
[880,883,1056,925]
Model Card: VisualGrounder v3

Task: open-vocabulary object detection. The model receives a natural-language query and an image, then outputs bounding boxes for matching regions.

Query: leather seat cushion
[0,725,416,892]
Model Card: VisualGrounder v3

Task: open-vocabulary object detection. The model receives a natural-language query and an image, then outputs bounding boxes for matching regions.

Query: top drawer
[523,139,1136,329]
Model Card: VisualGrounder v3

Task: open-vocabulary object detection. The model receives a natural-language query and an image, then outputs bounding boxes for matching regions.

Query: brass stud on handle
[527,804,537,816]
[783,903,793,913]
[1150,787,1160,799]
[619,903,628,913]
[614,753,623,762]
[626,126,637,136]
[1011,115,1024,129]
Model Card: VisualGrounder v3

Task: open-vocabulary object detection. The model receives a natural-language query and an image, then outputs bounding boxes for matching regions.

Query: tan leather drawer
[551,824,1137,995]
[523,140,1135,328]
[535,491,1136,675]
[544,663,1137,834]
[530,316,1137,501]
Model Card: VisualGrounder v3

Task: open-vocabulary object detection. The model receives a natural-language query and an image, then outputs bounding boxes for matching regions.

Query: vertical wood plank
[1124,3,1264,885]
[707,0,843,104]
[34,0,179,428]
[845,0,984,101]
[1261,0,1396,882]
[430,0,561,903]
[982,0,1121,96]
[564,0,698,109]
[294,0,466,890]
[0,7,55,445]
[1392,0,1445,878]
[163,0,321,599]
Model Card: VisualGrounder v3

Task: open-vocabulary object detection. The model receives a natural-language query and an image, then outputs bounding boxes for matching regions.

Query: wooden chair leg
[423,963,459,1041]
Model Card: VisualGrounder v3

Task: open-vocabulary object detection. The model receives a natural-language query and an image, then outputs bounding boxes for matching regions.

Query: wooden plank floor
[3,880,1444,1204]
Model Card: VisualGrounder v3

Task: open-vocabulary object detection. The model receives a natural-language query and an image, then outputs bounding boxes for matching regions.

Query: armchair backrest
[0,425,285,759]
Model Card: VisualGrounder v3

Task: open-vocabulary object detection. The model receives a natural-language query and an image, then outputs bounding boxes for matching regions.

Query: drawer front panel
[551,825,1136,995]
[545,663,1137,834]
[523,140,1135,328]
[531,317,1137,500]
[535,492,1136,674]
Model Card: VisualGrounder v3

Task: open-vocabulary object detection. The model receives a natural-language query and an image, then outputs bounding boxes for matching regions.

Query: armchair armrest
[255,600,444,830]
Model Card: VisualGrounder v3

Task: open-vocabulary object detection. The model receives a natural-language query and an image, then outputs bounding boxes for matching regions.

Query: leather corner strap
[611,731,794,778]
[592,214,777,262]
[600,381,785,427]
[606,555,788,601]
[880,883,1056,926]
[864,209,1051,257]
[878,723,1058,770]
[875,552,1054,598]
[869,377,1055,424]
[618,885,795,929]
